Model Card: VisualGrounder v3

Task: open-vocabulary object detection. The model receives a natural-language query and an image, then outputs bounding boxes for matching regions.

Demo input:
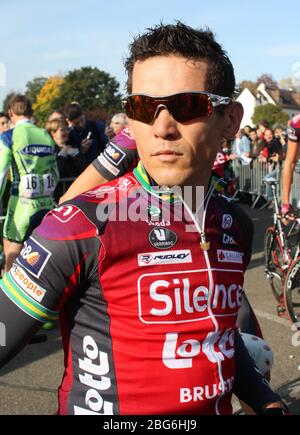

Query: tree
[257,74,278,90]
[252,103,289,128]
[33,76,64,124]
[25,77,48,104]
[279,76,300,92]
[54,67,122,121]
[237,80,257,95]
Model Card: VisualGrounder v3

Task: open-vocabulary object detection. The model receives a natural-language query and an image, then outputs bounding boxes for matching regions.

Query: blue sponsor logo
[17,237,51,278]
[104,143,126,166]
[21,145,55,157]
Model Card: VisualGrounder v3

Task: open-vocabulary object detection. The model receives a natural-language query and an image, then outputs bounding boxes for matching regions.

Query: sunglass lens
[172,93,211,122]
[125,96,156,123]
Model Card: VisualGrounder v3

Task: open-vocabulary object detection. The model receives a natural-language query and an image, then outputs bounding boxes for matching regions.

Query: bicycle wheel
[284,257,300,323]
[264,226,285,302]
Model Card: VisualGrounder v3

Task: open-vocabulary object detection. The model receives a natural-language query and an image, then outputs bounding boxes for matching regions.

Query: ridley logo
[138,250,192,266]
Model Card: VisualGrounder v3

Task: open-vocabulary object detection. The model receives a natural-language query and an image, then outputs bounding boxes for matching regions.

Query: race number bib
[20,173,56,198]
[42,173,56,196]
[20,174,40,198]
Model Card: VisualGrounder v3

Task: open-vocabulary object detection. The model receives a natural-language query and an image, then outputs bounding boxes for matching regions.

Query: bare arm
[59,164,108,204]
[282,140,299,205]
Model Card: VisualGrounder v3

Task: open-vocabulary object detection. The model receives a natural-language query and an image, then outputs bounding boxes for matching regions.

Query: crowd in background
[0,104,129,202]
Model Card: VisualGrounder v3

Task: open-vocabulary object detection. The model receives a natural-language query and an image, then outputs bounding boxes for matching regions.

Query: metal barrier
[234,159,300,209]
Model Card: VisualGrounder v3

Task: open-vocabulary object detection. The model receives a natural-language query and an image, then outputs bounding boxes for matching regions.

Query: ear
[222,102,244,140]
[128,118,136,140]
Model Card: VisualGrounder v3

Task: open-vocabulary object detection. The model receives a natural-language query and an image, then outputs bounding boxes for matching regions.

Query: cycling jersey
[0,162,280,414]
[0,120,59,242]
[287,114,300,142]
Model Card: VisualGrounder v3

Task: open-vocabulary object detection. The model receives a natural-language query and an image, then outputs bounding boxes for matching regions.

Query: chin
[151,171,191,188]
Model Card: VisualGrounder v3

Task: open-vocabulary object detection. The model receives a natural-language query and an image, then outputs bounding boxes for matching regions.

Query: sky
[0,0,299,108]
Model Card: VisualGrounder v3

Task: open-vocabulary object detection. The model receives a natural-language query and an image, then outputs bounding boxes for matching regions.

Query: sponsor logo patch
[138,270,243,324]
[104,143,126,166]
[222,214,233,229]
[21,145,55,157]
[17,237,51,278]
[146,219,171,227]
[217,250,243,264]
[148,228,178,250]
[97,154,120,176]
[138,250,192,266]
[221,233,238,246]
[52,205,80,223]
[10,263,46,302]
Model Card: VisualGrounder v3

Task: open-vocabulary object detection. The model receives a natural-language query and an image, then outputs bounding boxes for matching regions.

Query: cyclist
[281,114,300,219]
[0,95,59,272]
[0,23,287,415]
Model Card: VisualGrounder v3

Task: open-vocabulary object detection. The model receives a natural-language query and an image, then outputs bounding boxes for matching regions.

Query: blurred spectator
[105,113,128,140]
[0,112,9,134]
[249,129,264,158]
[257,120,269,141]
[46,118,89,200]
[243,125,252,137]
[48,110,64,122]
[65,103,108,163]
[231,129,252,165]
[274,126,287,157]
[260,128,282,165]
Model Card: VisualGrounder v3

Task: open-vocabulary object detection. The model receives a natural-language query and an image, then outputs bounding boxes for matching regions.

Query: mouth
[152,150,183,156]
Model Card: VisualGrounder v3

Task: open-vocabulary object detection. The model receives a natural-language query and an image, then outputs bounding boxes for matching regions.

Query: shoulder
[215,195,254,237]
[0,128,13,148]
[287,114,300,142]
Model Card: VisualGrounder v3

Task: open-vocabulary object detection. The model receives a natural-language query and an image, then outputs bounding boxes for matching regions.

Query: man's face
[68,114,86,132]
[0,116,9,134]
[128,55,228,189]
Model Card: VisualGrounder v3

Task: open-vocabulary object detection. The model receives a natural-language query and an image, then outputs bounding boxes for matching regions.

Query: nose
[152,106,181,140]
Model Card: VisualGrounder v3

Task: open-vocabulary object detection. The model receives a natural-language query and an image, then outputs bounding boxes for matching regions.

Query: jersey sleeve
[0,131,13,198]
[287,114,300,142]
[92,128,138,181]
[0,204,101,368]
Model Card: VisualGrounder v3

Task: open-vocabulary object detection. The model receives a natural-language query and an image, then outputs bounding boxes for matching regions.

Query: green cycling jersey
[0,120,59,199]
[0,120,59,242]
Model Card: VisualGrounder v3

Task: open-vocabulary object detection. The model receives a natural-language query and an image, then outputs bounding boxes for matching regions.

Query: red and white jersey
[0,163,254,415]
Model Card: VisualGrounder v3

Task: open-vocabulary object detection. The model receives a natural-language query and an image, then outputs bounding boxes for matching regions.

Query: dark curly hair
[124,21,235,98]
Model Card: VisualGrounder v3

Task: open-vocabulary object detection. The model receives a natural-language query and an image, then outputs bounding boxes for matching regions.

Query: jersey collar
[133,161,226,203]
